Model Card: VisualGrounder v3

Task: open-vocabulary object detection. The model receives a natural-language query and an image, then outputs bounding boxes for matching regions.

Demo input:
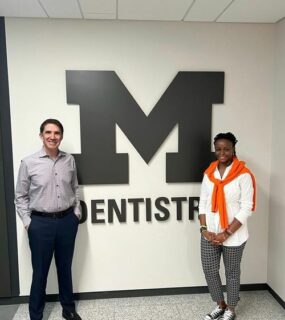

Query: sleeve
[14,160,32,227]
[234,173,254,224]
[199,174,210,215]
[71,156,82,219]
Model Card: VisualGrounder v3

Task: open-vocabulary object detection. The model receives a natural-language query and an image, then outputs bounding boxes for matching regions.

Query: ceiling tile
[218,0,285,23]
[184,0,232,22]
[79,0,116,14]
[118,0,194,21]
[0,0,46,18]
[39,0,82,18]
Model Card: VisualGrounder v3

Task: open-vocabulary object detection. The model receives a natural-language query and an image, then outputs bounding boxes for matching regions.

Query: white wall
[5,18,274,296]
[268,18,285,301]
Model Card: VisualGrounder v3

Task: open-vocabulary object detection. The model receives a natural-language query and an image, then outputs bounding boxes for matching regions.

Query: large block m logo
[66,71,224,184]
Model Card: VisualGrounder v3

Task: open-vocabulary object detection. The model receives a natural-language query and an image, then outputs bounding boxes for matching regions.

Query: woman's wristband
[200,225,207,233]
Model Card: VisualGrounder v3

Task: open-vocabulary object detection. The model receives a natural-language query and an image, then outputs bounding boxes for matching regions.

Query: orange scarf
[205,158,256,229]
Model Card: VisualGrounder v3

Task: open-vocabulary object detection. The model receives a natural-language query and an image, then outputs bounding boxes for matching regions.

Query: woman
[199,132,256,320]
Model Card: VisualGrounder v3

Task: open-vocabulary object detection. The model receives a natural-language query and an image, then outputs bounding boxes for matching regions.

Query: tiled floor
[0,290,284,320]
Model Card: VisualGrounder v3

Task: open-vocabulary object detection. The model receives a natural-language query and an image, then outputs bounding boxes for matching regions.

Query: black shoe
[204,305,225,319]
[62,310,82,320]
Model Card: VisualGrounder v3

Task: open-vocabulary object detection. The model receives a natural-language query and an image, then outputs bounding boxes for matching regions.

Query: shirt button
[58,196,60,198]
[55,173,57,175]
[56,185,59,187]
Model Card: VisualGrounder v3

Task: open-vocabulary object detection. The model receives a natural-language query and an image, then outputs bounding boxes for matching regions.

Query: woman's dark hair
[40,119,64,134]
[214,132,238,146]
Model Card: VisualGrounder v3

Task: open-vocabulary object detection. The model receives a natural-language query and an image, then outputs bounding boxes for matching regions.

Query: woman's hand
[211,232,229,246]
[202,230,216,242]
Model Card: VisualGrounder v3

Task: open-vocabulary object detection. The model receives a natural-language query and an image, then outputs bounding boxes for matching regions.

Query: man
[15,119,82,320]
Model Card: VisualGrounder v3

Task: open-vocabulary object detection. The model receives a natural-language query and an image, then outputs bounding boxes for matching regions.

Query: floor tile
[0,305,19,320]
[3,290,284,320]
[115,304,181,320]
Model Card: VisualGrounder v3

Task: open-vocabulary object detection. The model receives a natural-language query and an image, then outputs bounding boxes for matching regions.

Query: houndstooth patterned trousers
[201,236,246,307]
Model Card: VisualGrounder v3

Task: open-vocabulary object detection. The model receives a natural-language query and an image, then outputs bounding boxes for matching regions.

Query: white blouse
[198,163,254,246]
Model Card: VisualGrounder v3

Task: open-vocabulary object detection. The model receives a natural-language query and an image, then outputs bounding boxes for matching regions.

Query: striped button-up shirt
[15,148,81,227]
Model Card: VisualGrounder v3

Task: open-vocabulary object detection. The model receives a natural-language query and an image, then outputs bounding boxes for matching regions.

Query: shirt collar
[38,147,66,158]
[214,161,233,180]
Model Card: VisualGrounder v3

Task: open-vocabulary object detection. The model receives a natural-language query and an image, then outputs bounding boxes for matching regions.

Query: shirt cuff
[74,207,82,219]
[22,215,31,228]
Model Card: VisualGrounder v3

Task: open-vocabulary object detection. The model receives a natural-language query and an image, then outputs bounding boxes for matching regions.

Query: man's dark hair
[40,119,64,134]
[214,132,238,146]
